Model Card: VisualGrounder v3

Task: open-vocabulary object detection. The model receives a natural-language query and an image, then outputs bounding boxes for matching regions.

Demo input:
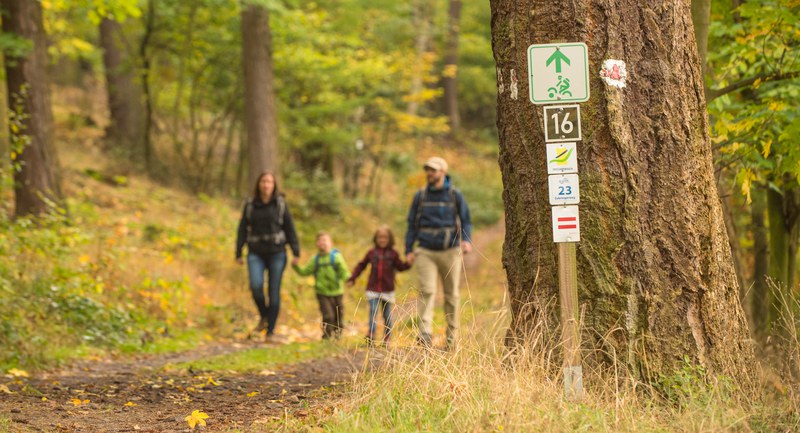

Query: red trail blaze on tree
[490,0,753,382]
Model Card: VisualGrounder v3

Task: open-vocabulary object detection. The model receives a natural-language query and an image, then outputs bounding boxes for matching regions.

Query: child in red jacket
[346,225,411,345]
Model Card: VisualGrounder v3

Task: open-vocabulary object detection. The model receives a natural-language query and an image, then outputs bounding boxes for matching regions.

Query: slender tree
[2,0,61,216]
[442,0,461,135]
[0,52,9,175]
[241,1,279,186]
[407,0,432,117]
[99,17,145,159]
[491,0,753,382]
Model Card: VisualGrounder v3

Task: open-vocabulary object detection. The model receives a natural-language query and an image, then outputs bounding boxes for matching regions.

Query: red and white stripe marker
[552,205,580,243]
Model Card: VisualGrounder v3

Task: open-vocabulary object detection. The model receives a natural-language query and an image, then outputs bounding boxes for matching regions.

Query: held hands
[291,256,300,266]
[461,241,473,254]
[406,252,415,265]
[346,280,355,288]
[236,257,244,265]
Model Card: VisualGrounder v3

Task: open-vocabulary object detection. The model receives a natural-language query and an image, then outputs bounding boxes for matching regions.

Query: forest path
[0,220,506,432]
[0,339,370,432]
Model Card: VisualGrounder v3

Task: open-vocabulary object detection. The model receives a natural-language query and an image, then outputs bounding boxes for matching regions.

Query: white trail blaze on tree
[490,0,753,382]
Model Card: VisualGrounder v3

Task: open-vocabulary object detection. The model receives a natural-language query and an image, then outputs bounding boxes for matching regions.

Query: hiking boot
[253,318,267,333]
[265,333,285,344]
[364,335,375,347]
[417,333,433,348]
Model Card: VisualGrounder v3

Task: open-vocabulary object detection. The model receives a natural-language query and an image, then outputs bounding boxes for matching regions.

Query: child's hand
[346,280,355,287]
[236,257,244,265]
[291,257,300,266]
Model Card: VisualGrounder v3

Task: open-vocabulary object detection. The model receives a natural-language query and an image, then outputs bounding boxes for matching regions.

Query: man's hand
[291,257,300,266]
[406,252,415,265]
[236,257,244,265]
[461,242,473,255]
[346,280,355,287]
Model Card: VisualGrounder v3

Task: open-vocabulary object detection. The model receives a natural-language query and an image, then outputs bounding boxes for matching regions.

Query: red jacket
[347,247,411,293]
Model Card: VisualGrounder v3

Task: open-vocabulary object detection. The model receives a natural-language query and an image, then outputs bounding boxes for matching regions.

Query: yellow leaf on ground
[124,401,137,407]
[7,368,29,378]
[0,384,13,394]
[69,398,89,406]
[206,376,220,386]
[185,410,209,429]
[246,391,259,397]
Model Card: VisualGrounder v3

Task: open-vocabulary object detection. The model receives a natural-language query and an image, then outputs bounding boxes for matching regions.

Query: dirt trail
[1,341,366,432]
[0,222,505,432]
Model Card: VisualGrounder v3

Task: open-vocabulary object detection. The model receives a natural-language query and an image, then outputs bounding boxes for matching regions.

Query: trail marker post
[528,42,588,400]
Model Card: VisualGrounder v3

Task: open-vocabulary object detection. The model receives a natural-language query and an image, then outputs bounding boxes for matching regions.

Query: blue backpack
[313,249,341,280]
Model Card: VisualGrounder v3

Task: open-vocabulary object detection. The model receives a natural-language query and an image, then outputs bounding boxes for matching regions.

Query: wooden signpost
[528,42,588,400]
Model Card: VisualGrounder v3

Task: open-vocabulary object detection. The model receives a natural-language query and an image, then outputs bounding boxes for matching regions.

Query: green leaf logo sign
[549,146,573,165]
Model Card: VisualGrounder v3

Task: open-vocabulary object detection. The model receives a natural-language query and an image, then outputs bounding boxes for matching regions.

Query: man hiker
[405,156,472,348]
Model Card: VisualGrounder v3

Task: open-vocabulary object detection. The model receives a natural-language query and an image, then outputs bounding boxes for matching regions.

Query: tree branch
[706,71,800,101]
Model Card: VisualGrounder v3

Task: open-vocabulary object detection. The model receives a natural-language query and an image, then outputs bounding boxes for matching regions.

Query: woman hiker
[236,171,301,342]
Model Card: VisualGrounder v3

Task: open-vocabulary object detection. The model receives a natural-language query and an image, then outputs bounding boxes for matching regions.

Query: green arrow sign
[546,49,571,73]
[527,43,589,104]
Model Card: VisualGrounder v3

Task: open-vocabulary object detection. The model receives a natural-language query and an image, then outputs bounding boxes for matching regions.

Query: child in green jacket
[293,232,351,339]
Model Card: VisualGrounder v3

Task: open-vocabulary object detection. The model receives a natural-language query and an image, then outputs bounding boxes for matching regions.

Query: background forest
[0,0,799,432]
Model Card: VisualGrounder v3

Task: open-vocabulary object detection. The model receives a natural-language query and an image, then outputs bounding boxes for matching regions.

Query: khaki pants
[415,247,462,343]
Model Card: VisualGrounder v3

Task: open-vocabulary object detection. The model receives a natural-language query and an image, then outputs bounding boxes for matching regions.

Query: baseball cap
[423,156,448,172]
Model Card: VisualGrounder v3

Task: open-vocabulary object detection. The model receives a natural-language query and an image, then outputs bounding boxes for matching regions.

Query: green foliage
[708,0,800,199]
[451,172,503,228]
[0,32,33,61]
[43,0,141,63]
[287,169,341,216]
[654,356,736,408]
[0,207,134,369]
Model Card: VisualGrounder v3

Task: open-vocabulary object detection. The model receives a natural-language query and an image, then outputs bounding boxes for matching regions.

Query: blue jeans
[247,251,287,334]
[367,297,393,341]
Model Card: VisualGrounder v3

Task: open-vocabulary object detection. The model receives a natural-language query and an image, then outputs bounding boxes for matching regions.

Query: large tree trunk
[2,0,61,216]
[443,0,462,135]
[241,3,279,186]
[100,18,145,159]
[491,0,753,382]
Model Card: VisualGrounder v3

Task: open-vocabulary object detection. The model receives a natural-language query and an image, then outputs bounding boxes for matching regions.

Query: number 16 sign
[544,104,581,143]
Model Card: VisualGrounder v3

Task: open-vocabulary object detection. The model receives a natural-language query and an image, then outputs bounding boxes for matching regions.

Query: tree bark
[491,0,753,382]
[443,0,462,135]
[2,0,61,216]
[751,189,769,334]
[139,0,157,174]
[100,18,145,159]
[0,52,9,175]
[241,3,279,186]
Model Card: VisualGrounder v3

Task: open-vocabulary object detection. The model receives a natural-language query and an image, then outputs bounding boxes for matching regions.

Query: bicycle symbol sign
[527,43,589,105]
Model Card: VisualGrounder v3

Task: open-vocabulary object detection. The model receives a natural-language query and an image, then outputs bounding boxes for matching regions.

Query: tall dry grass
[318,263,800,432]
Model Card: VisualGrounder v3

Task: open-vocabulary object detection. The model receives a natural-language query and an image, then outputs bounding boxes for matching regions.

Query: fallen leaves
[185,410,209,430]
[246,391,259,397]
[124,401,137,407]
[7,368,29,378]
[69,398,90,406]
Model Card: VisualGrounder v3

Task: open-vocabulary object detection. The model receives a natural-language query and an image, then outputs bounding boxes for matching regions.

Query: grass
[166,340,351,374]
